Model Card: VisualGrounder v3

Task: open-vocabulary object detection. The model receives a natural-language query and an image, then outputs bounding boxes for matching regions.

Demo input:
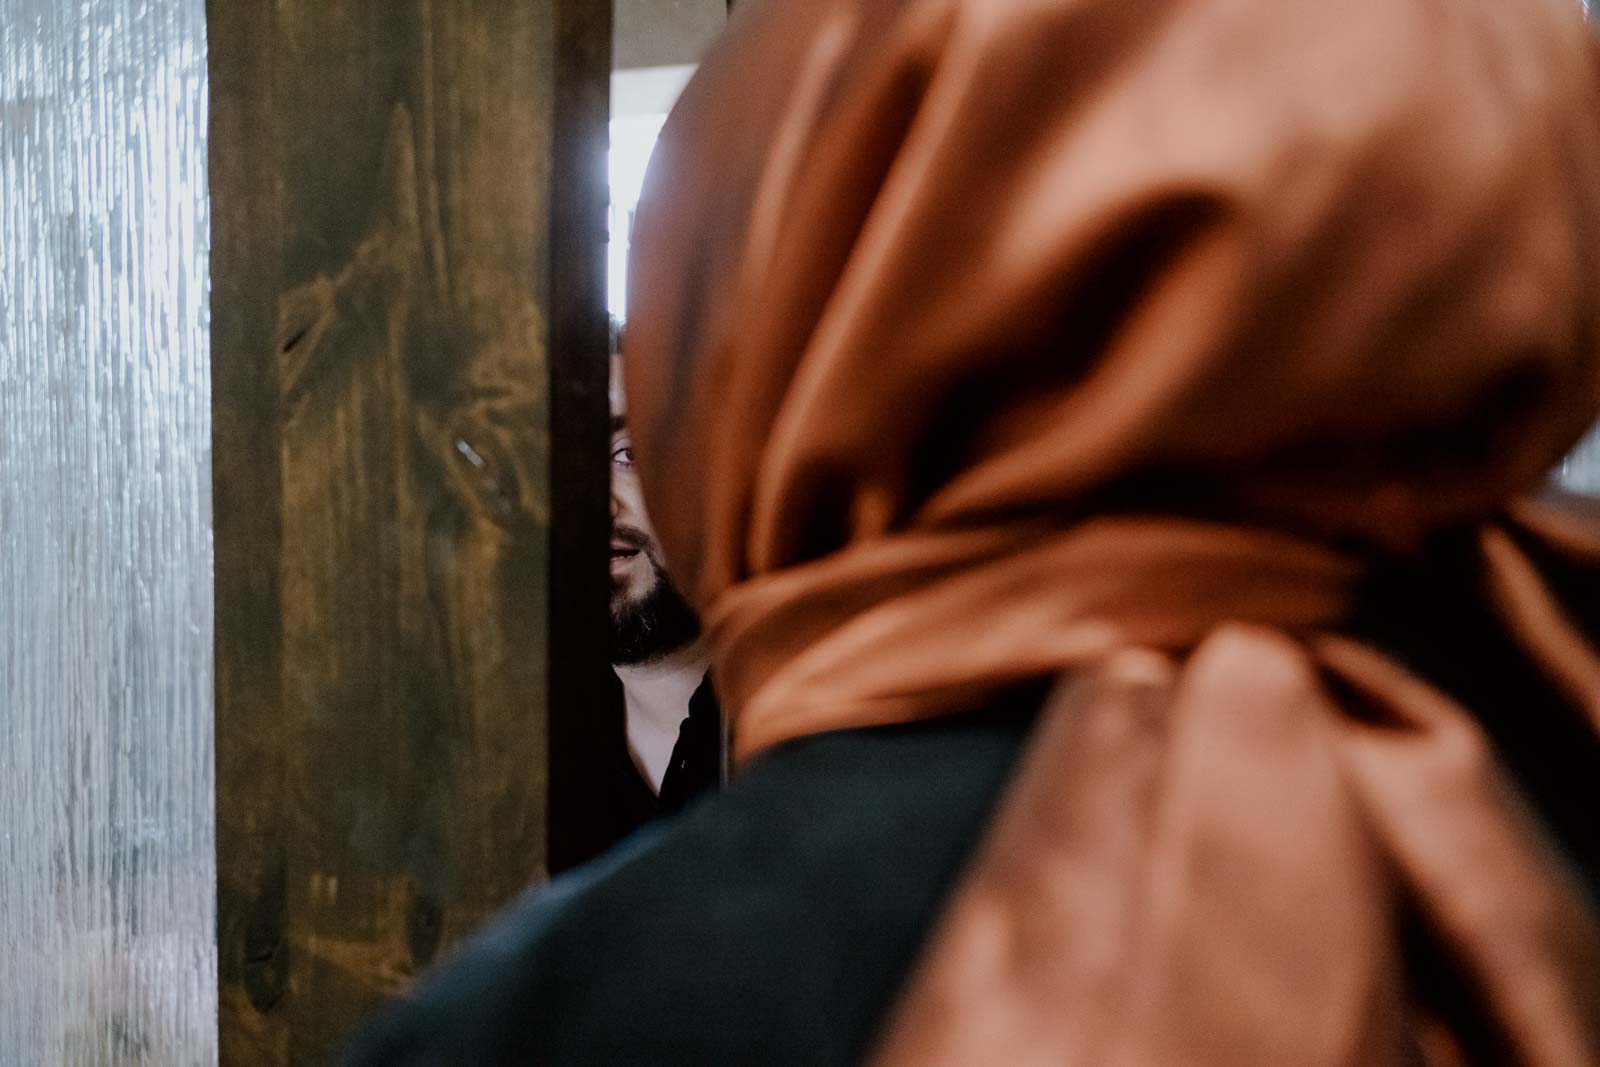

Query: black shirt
[606,671,723,836]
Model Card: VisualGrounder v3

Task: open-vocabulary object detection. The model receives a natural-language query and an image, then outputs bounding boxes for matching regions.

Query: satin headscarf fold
[623,0,1600,1061]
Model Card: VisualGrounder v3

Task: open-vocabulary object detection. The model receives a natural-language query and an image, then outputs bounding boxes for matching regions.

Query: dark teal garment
[345,534,1600,1067]
[342,695,1044,1067]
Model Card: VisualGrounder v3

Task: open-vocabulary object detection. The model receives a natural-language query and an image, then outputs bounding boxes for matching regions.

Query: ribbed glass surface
[0,0,216,1062]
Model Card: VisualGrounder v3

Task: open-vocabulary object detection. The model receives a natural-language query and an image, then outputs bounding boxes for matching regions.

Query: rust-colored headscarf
[624,0,1600,1061]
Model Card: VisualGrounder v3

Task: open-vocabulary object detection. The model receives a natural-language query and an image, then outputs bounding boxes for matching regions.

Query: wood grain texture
[208,2,290,1058]
[209,0,608,1059]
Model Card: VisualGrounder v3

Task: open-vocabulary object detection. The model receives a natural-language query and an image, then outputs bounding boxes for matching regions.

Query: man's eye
[612,446,634,467]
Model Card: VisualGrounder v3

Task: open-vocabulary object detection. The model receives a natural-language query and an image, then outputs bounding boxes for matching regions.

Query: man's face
[610,357,700,665]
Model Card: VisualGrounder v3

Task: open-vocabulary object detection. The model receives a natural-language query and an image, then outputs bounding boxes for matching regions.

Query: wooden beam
[209,0,608,1058]
[548,0,619,872]
[208,1,289,1057]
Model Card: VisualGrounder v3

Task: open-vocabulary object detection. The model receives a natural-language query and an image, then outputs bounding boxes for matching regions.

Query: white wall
[1561,430,1600,494]
[610,0,725,321]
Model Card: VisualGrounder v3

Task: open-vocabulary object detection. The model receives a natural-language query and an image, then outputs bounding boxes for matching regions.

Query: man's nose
[610,485,621,522]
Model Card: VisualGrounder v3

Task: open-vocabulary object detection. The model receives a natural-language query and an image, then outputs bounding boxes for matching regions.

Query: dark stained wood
[547,0,616,873]
[208,2,290,1059]
[210,0,609,1059]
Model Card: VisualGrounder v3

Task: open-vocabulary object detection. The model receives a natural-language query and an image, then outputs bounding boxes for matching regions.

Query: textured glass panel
[0,0,215,1063]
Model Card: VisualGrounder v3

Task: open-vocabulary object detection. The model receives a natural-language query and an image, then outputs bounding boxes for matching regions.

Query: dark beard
[610,560,702,666]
